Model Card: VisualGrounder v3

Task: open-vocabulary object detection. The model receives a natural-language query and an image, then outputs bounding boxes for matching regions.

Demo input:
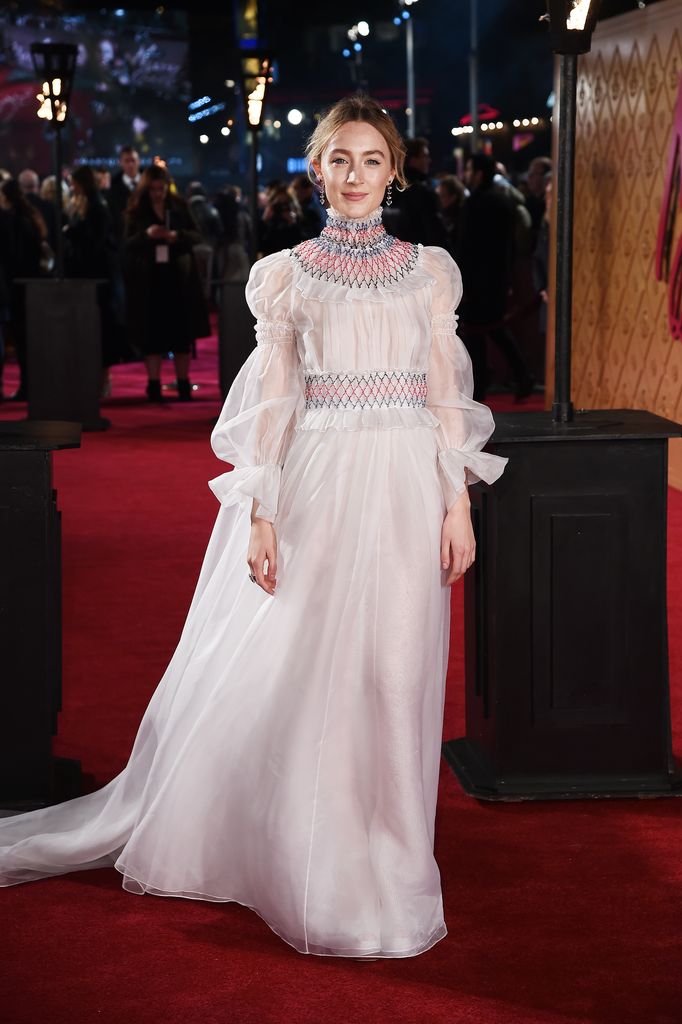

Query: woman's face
[314,120,394,220]
[149,179,168,205]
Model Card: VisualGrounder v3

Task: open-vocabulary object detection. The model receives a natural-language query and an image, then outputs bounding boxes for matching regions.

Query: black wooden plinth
[443,409,682,801]
[0,420,82,810]
[23,279,110,432]
[217,280,255,399]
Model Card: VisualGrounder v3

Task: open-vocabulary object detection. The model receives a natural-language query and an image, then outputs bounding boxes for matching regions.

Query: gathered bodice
[208,209,506,522]
[245,207,461,433]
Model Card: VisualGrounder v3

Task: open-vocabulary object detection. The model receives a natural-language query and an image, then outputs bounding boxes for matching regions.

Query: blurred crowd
[0,137,551,405]
[384,138,552,401]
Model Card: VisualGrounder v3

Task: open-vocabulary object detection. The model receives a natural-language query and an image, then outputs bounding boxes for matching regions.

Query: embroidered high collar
[291,206,419,290]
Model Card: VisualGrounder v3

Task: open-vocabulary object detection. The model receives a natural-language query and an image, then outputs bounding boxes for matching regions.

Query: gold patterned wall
[565,0,682,487]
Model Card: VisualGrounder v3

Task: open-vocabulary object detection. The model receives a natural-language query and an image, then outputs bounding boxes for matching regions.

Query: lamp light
[30,43,77,125]
[544,0,600,55]
[239,52,273,131]
[30,42,78,278]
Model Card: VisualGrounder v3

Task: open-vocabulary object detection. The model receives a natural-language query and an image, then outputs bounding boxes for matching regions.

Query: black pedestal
[0,420,82,810]
[443,409,682,801]
[23,278,110,431]
[217,280,256,399]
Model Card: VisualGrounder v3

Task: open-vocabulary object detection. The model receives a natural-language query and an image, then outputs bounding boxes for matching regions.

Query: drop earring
[319,178,326,206]
[386,180,393,206]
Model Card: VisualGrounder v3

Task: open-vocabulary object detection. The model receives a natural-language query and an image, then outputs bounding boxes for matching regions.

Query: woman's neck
[321,206,385,250]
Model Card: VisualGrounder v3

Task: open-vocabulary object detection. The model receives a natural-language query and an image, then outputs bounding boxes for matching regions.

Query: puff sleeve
[208,251,305,522]
[424,247,508,510]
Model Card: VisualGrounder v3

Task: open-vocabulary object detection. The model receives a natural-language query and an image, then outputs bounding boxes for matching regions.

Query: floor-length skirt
[0,422,452,958]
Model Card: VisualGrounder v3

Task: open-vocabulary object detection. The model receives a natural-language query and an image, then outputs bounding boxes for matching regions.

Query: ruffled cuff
[208,464,282,522]
[437,447,508,510]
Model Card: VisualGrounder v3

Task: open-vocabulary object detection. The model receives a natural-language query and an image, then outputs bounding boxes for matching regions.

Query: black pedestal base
[443,738,682,802]
[23,278,110,431]
[446,410,682,801]
[217,280,255,399]
[0,421,82,809]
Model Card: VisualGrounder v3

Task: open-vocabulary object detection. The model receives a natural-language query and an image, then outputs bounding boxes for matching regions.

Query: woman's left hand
[441,489,476,586]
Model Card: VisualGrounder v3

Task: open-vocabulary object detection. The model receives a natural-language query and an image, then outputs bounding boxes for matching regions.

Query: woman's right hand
[247,517,278,595]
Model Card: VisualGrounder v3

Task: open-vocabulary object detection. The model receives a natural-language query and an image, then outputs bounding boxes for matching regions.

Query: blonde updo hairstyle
[306,94,407,203]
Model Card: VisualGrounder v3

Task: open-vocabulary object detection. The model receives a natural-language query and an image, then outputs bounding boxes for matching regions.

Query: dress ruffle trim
[295,405,441,433]
[208,463,281,522]
[437,447,508,501]
[291,246,437,303]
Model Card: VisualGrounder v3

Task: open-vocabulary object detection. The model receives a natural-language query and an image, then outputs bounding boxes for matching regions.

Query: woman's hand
[247,516,278,596]
[146,224,166,240]
[441,489,476,587]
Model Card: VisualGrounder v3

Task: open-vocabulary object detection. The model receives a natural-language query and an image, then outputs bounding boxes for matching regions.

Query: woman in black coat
[0,178,46,401]
[64,165,124,385]
[124,165,209,402]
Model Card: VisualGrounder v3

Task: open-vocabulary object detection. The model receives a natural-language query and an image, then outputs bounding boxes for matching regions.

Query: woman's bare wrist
[447,488,470,516]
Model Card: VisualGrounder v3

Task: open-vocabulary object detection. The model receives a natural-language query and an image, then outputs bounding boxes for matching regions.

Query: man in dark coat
[107,145,141,243]
[385,137,447,248]
[457,153,533,401]
[18,169,56,252]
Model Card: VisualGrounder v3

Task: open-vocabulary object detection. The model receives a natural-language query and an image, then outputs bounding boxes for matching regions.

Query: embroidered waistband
[304,369,428,410]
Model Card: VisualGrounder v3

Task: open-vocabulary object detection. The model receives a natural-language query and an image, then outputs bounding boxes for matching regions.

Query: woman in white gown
[0,96,506,958]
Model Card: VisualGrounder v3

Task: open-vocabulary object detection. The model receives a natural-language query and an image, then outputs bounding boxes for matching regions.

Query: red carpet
[0,339,681,1024]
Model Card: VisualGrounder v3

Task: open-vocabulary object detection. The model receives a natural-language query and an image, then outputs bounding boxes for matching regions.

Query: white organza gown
[0,208,506,958]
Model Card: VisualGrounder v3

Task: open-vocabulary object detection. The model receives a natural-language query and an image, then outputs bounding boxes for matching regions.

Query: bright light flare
[247,77,266,128]
[567,0,592,30]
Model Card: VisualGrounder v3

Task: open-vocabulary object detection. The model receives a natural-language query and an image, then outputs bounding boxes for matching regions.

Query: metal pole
[249,129,258,264]
[552,53,577,424]
[406,15,416,138]
[53,126,64,279]
[469,0,478,152]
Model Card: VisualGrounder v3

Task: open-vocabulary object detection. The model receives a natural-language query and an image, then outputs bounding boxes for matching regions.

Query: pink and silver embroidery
[291,206,419,289]
[304,369,427,410]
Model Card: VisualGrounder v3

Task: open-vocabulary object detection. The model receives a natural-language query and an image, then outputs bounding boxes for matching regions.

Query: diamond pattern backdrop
[568,0,682,486]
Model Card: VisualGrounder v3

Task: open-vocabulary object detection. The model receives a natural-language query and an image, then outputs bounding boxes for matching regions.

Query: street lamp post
[398,0,418,138]
[30,42,77,279]
[545,0,600,423]
[469,0,478,153]
[239,51,273,263]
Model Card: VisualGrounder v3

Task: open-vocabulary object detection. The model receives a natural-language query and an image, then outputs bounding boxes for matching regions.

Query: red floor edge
[0,335,680,1024]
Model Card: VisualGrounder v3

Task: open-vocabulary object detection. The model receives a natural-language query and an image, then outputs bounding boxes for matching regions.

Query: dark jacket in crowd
[25,192,57,253]
[258,210,305,257]
[0,205,44,383]
[456,183,516,327]
[124,198,209,356]
[533,218,550,333]
[384,166,447,248]
[64,195,125,366]
[298,198,326,241]
[64,196,118,280]
[188,194,223,245]
[107,170,140,243]
[0,209,12,318]
[0,207,43,283]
